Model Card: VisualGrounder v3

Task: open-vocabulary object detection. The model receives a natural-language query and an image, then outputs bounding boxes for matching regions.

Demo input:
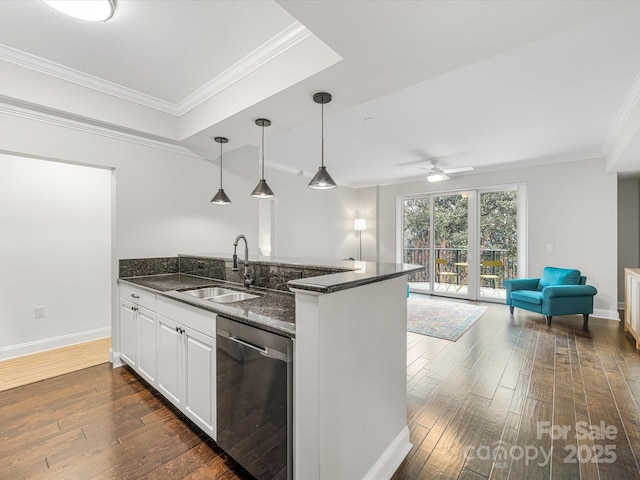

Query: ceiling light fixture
[308,92,337,190]
[210,137,231,205]
[251,118,275,198]
[426,168,450,183]
[42,0,116,22]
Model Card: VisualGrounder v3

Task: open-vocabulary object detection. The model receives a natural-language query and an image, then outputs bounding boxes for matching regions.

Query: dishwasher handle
[222,330,290,362]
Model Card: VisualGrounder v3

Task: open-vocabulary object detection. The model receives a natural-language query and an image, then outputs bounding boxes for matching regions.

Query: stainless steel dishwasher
[216,316,292,480]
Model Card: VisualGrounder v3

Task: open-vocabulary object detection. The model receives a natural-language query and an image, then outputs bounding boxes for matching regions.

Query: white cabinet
[137,306,157,385]
[119,284,217,440]
[120,299,137,368]
[119,285,157,386]
[156,297,217,439]
[183,326,216,436]
[625,268,640,349]
[157,314,183,406]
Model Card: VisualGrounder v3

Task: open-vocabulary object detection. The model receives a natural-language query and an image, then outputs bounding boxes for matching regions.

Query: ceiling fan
[418,160,474,182]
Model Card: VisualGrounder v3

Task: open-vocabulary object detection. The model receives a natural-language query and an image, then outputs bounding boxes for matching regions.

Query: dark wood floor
[393,300,640,480]
[1,302,639,479]
[0,362,254,480]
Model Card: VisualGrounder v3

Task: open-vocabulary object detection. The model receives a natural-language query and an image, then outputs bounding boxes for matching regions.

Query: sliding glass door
[433,194,469,295]
[479,189,518,300]
[401,185,523,302]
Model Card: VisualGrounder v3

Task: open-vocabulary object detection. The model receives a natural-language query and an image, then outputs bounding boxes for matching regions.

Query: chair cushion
[511,290,543,305]
[537,267,581,291]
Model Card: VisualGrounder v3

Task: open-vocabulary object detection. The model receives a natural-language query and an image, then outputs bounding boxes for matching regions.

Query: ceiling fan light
[211,188,232,204]
[251,179,275,198]
[427,172,449,182]
[42,0,116,22]
[308,166,337,190]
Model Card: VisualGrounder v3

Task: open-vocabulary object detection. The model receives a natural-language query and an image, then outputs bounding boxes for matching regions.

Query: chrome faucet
[232,234,254,287]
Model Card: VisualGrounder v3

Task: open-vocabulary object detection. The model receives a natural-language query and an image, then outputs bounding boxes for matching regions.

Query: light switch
[35,306,45,318]
[546,244,554,252]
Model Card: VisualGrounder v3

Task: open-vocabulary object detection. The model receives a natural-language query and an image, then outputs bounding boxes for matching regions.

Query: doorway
[400,185,524,302]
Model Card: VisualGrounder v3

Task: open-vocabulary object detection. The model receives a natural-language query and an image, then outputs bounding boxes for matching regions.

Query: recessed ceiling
[0,0,298,105]
[1,0,640,186]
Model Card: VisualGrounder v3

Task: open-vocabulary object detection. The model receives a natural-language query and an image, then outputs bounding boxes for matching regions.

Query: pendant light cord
[261,124,265,180]
[219,141,223,189]
[321,101,325,168]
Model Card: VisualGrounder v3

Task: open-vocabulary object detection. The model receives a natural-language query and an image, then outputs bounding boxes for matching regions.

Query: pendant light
[210,137,231,205]
[251,118,275,198]
[308,92,337,190]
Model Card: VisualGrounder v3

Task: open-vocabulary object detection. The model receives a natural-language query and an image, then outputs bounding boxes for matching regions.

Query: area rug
[407,295,488,341]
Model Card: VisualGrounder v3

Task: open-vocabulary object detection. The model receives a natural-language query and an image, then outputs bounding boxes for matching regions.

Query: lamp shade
[250,179,275,198]
[42,0,116,21]
[354,218,367,231]
[211,188,231,204]
[308,166,336,190]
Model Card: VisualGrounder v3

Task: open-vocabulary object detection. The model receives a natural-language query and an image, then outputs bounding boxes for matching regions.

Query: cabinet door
[157,315,182,408]
[183,327,216,438]
[120,300,137,368]
[137,306,157,386]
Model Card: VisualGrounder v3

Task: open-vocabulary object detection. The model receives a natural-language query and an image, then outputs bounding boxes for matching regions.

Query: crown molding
[176,22,312,116]
[0,43,177,114]
[0,99,213,161]
[0,21,311,117]
[602,67,640,155]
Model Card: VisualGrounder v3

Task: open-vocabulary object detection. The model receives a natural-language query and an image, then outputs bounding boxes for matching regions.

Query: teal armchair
[504,266,597,331]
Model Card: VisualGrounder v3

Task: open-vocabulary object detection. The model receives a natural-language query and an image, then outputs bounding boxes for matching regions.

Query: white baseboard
[593,308,621,321]
[0,327,111,361]
[110,349,124,368]
[362,426,412,480]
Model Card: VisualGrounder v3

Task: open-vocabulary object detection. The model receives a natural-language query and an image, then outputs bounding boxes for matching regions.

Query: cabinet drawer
[120,284,156,311]
[157,296,216,338]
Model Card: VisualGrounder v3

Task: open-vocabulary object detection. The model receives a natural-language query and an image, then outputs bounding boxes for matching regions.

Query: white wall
[618,178,640,304]
[0,154,111,358]
[367,157,619,319]
[0,112,262,358]
[0,111,359,357]
[264,166,358,260]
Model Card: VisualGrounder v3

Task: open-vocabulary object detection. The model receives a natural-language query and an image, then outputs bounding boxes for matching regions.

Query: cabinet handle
[131,294,140,299]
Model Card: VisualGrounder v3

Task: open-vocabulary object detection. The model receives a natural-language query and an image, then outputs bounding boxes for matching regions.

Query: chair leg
[582,314,589,332]
[509,305,514,315]
[545,315,552,326]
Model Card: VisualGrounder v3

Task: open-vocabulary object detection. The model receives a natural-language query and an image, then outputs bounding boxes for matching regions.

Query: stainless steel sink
[209,292,259,303]
[180,286,259,303]
[182,287,238,299]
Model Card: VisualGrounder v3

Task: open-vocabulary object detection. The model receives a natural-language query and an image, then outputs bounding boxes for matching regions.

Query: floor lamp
[354,218,366,261]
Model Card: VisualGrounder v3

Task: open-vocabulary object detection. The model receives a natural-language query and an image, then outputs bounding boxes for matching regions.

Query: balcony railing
[403,247,516,289]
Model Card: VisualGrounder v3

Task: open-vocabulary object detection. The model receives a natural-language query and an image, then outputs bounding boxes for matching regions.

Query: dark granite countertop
[118,274,296,338]
[287,261,424,293]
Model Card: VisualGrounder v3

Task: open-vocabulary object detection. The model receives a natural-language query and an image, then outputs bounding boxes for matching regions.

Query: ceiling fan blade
[442,166,474,174]
[417,166,431,171]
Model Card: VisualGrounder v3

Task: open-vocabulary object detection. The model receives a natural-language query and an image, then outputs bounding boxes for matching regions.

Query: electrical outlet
[546,244,554,252]
[35,306,45,318]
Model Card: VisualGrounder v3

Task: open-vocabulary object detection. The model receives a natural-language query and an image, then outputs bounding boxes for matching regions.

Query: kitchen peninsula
[115,253,422,480]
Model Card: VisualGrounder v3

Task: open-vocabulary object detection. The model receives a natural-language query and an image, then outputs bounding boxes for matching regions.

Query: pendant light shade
[308,92,337,190]
[211,137,231,205]
[251,118,275,198]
